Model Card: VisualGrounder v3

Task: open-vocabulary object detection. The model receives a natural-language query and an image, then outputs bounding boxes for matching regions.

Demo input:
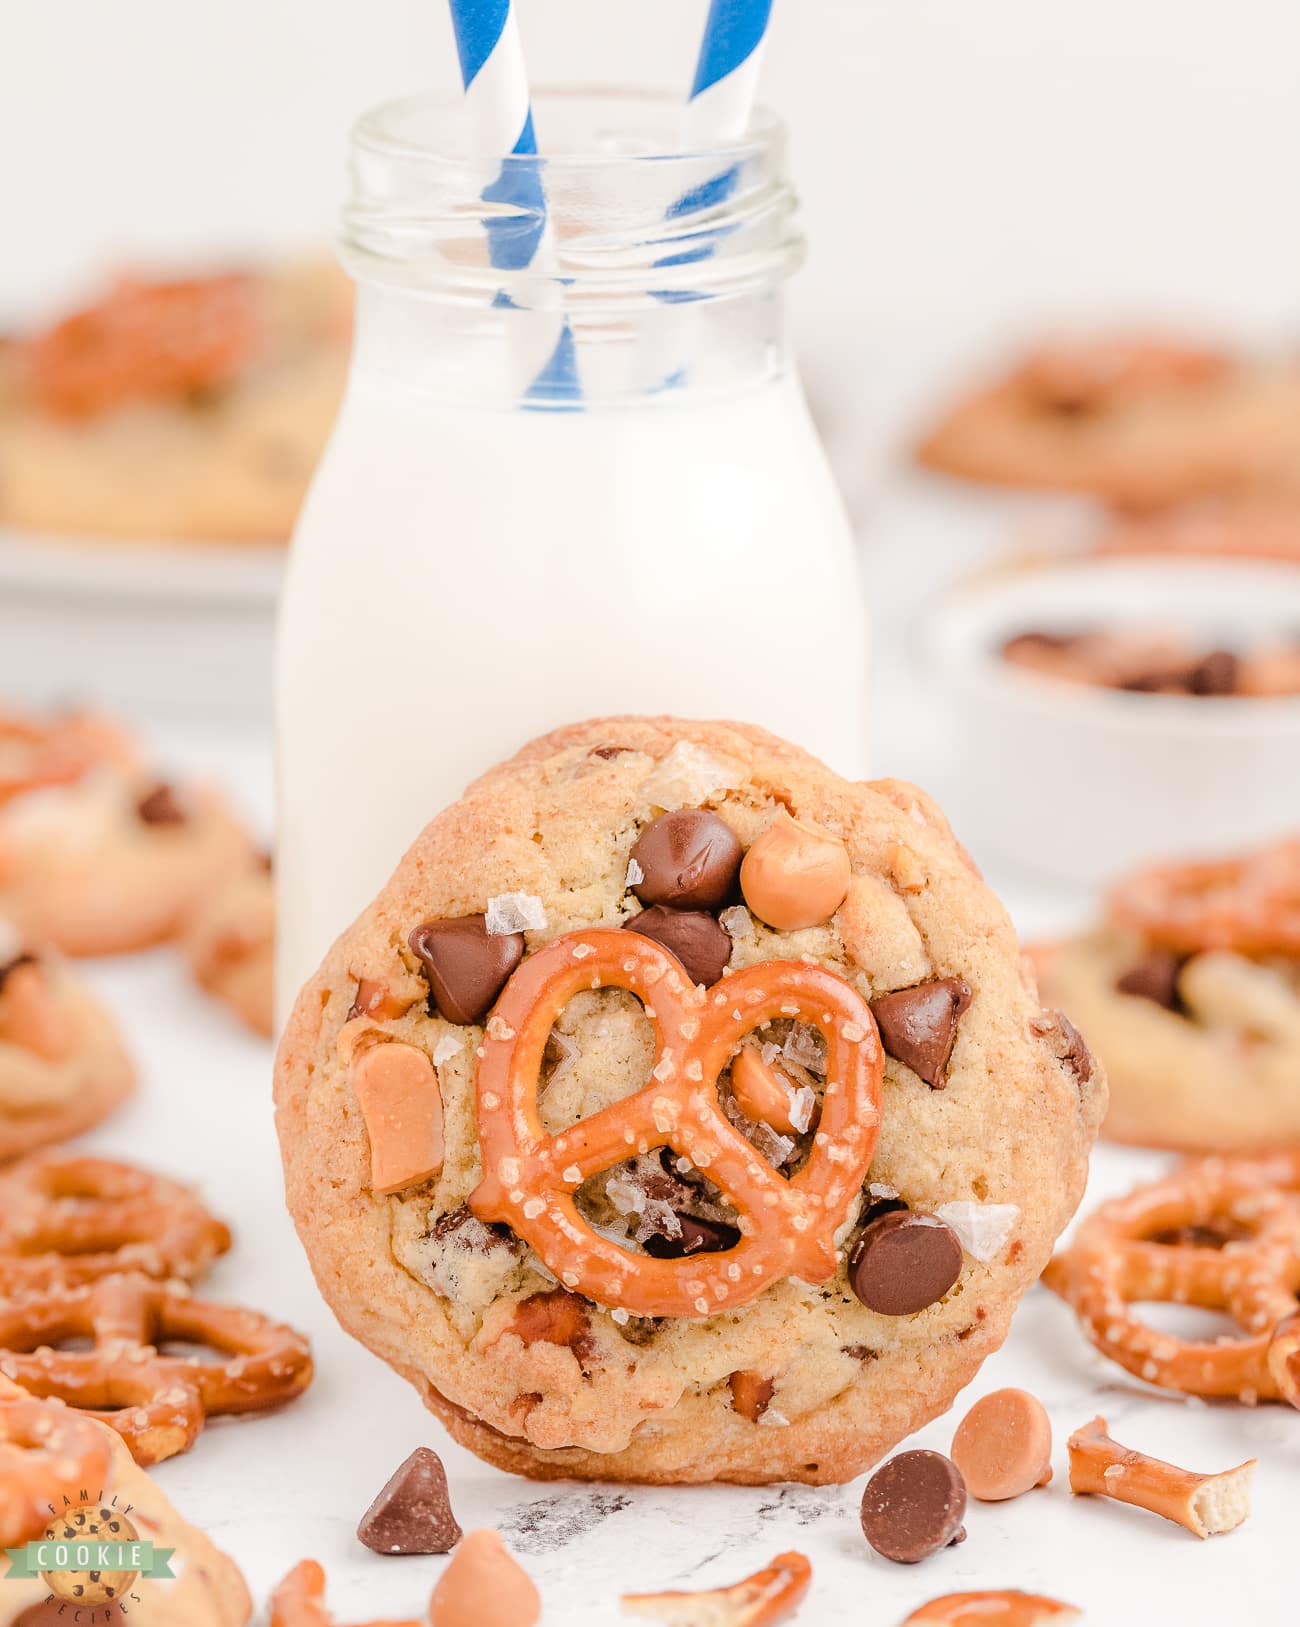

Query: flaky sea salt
[935,1201,1020,1262]
[719,905,755,940]
[485,892,548,934]
[625,857,645,887]
[757,1408,791,1428]
[783,1025,827,1073]
[787,1085,816,1135]
[431,1033,463,1068]
[641,742,742,810]
[867,1181,900,1201]
[606,1176,647,1217]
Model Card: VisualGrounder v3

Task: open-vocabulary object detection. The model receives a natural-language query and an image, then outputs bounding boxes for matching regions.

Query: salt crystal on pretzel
[0,1389,113,1547]
[468,928,883,1321]
[1067,1415,1255,1538]
[621,1550,811,1626]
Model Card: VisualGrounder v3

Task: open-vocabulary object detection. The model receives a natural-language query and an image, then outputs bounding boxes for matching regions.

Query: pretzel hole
[155,1340,226,1364]
[1131,1302,1245,1343]
[577,1151,742,1257]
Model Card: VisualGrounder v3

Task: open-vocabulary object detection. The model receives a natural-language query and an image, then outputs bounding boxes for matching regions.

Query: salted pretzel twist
[469,928,883,1320]
[0,1151,232,1296]
[1111,838,1300,957]
[0,1385,113,1547]
[1045,1150,1300,1403]
[0,1274,314,1465]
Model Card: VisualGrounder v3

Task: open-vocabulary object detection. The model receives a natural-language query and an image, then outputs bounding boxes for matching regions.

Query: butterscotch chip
[428,1529,540,1627]
[740,810,851,930]
[950,1388,1053,1501]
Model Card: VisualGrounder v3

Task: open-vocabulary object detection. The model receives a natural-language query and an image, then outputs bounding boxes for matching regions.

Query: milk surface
[275,373,867,1016]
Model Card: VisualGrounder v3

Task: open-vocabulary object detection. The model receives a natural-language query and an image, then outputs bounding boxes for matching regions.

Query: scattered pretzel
[270,1559,425,1627]
[1017,337,1229,413]
[1110,837,1300,957]
[0,1151,232,1296]
[621,1551,812,1626]
[1067,1415,1254,1538]
[900,1593,1080,1626]
[0,1273,313,1465]
[0,959,74,1062]
[0,1387,114,1547]
[0,709,134,806]
[1044,1151,1300,1402]
[25,273,260,419]
[1267,1310,1300,1406]
[469,929,882,1320]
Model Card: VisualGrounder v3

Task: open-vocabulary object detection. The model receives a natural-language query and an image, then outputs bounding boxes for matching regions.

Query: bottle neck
[346,277,792,410]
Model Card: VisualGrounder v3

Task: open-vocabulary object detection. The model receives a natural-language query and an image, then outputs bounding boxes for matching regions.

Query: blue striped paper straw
[448,0,580,403]
[687,0,774,143]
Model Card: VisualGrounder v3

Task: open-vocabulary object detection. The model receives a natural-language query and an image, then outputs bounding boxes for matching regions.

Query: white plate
[0,524,284,606]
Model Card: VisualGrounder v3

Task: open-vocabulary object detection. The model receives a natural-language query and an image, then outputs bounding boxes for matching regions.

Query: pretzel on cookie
[0,1274,313,1464]
[1045,1153,1300,1403]
[1110,837,1300,957]
[0,1151,232,1295]
[270,1559,425,1627]
[0,1387,114,1547]
[469,929,883,1320]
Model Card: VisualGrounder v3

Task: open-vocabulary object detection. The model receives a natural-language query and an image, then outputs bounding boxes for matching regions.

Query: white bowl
[928,556,1300,884]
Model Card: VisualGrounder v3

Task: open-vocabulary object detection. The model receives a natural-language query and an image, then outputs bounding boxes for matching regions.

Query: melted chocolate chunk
[869,977,973,1088]
[629,810,742,911]
[642,1214,740,1259]
[623,906,731,988]
[356,1447,462,1555]
[1053,1010,1095,1083]
[1188,649,1240,696]
[860,1450,968,1564]
[430,1203,519,1255]
[848,1209,963,1316]
[408,915,524,1026]
[135,782,187,825]
[1115,950,1186,1013]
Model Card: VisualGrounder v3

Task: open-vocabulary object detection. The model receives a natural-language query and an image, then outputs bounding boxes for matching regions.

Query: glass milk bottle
[276,90,868,1016]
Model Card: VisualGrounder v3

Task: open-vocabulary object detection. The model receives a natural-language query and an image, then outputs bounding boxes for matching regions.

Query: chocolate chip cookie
[1035,835,1300,1152]
[184,854,274,1037]
[0,925,135,1161]
[916,336,1300,507]
[275,718,1104,1485]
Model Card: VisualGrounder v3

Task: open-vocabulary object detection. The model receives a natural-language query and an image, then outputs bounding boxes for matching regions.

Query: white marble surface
[49,657,1293,1626]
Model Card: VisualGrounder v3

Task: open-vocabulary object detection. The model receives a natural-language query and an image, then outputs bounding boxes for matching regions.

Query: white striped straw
[447,0,579,402]
[685,0,774,145]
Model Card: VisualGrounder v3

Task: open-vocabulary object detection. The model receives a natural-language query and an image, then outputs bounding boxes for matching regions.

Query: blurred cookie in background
[915,334,1300,509]
[0,923,135,1161]
[1033,835,1300,1152]
[0,257,350,544]
[1001,624,1300,698]
[0,705,253,956]
[185,853,274,1038]
[1093,494,1300,566]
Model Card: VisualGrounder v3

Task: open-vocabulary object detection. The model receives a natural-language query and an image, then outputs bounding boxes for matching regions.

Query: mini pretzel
[0,1389,113,1547]
[0,1151,232,1296]
[901,1593,1080,1627]
[0,1274,313,1465]
[1067,1415,1254,1539]
[25,273,260,419]
[621,1551,812,1626]
[1111,837,1300,957]
[469,929,883,1320]
[1045,1152,1300,1402]
[0,709,133,806]
[270,1559,424,1627]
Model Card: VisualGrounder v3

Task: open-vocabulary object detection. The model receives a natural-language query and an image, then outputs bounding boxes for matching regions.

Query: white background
[5,0,1300,450]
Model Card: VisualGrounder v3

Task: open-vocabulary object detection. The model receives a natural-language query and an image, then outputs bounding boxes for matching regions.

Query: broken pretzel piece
[1268,1311,1300,1408]
[622,1550,811,1626]
[1067,1415,1254,1539]
[901,1593,1080,1626]
[270,1558,424,1627]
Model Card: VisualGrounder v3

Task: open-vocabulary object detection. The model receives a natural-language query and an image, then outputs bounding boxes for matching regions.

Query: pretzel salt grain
[470,929,882,1320]
[1110,837,1300,957]
[0,1388,113,1547]
[621,1551,812,1626]
[270,1559,425,1627]
[0,1274,312,1465]
[901,1593,1080,1626]
[1067,1415,1254,1538]
[0,1151,232,1295]
[1044,1152,1300,1402]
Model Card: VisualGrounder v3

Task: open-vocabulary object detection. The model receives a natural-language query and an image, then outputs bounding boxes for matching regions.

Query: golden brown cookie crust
[276,718,1103,1484]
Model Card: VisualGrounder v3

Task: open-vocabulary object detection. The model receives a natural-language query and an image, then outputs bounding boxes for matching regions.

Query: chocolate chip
[859,1450,968,1564]
[408,915,524,1025]
[135,782,186,825]
[1188,650,1239,696]
[1053,1010,1095,1083]
[848,1209,963,1315]
[643,1214,740,1258]
[869,977,972,1088]
[1115,950,1186,1013]
[623,906,730,988]
[591,745,631,760]
[356,1446,462,1555]
[430,1203,520,1255]
[630,810,742,911]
